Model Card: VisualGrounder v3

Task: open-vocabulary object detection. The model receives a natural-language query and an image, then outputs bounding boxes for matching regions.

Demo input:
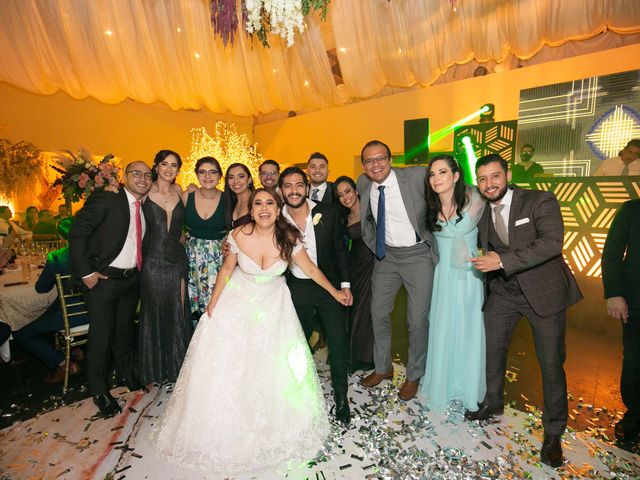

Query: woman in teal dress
[182,157,227,319]
[419,154,486,411]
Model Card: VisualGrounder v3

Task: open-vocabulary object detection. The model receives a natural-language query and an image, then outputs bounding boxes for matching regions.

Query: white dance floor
[1,357,639,479]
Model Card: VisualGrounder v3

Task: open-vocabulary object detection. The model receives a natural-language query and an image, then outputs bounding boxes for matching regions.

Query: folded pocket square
[515,217,530,226]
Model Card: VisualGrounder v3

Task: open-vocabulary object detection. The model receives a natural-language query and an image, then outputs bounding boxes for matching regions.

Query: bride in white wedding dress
[151,188,348,474]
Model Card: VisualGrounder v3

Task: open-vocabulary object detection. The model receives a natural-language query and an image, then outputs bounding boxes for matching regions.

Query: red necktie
[135,200,142,270]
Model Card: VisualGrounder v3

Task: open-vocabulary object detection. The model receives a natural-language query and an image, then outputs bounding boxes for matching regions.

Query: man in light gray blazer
[356,140,438,400]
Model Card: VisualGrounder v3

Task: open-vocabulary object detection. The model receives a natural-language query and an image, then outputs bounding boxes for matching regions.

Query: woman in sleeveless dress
[152,188,347,474]
[334,176,375,373]
[183,156,226,319]
[138,150,192,386]
[419,155,486,411]
[222,162,254,229]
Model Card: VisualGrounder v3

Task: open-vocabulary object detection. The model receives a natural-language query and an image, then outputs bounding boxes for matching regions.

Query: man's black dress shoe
[540,433,563,468]
[614,416,640,444]
[120,376,145,392]
[93,394,122,418]
[335,393,351,425]
[464,402,504,421]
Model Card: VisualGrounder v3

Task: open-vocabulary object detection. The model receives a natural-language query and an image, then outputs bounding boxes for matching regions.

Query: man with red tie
[69,161,152,418]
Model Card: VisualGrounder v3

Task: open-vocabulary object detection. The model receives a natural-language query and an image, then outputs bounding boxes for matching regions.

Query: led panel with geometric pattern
[453,121,518,165]
[514,178,640,278]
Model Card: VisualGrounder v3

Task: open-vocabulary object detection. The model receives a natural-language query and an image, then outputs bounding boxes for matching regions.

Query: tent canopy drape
[1,0,639,116]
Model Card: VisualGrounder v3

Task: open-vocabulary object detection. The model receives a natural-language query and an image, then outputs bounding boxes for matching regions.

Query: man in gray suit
[356,140,438,401]
[468,154,582,468]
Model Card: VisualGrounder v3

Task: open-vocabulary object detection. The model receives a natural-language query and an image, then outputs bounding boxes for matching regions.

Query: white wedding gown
[151,236,329,474]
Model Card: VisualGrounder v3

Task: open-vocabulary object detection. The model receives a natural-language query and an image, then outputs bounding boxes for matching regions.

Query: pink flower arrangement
[52,148,120,203]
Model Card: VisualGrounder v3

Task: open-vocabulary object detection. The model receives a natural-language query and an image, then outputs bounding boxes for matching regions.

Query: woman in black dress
[334,176,374,373]
[138,150,192,386]
[222,163,255,229]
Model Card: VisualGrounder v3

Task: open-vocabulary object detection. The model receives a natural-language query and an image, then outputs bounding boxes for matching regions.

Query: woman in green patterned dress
[182,157,227,321]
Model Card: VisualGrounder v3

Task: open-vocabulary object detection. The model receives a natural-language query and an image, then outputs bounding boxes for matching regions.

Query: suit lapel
[119,189,131,222]
[117,189,131,246]
[359,179,373,224]
[479,204,491,247]
[311,203,327,266]
[508,187,522,245]
[395,168,417,231]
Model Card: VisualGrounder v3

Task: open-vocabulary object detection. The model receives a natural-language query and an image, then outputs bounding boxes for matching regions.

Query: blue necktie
[375,185,386,260]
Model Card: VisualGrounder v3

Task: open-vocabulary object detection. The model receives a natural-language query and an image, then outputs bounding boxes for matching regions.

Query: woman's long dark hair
[223,163,255,229]
[151,149,182,182]
[425,154,468,232]
[243,187,302,262]
[333,175,357,227]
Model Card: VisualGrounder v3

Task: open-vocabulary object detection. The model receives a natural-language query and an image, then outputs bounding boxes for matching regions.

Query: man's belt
[102,266,138,278]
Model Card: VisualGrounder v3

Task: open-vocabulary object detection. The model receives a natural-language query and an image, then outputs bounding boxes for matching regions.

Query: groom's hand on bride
[470,251,502,272]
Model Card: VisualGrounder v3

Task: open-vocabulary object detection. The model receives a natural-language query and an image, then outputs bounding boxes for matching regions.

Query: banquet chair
[54,274,90,394]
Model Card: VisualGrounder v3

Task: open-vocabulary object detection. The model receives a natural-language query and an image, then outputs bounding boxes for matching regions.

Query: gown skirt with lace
[151,237,329,474]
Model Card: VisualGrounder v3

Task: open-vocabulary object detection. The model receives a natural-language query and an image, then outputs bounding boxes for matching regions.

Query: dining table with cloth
[0,266,57,361]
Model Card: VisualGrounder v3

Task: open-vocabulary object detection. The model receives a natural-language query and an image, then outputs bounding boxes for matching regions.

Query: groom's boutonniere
[312,213,323,226]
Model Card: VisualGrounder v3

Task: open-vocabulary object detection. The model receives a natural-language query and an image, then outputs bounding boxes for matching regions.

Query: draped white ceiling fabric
[1,0,639,116]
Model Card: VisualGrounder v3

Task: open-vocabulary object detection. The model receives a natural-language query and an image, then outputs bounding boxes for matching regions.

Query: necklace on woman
[440,203,456,221]
[156,188,172,205]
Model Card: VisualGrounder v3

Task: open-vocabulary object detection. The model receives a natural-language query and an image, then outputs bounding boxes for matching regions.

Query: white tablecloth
[0,266,57,362]
[0,266,57,330]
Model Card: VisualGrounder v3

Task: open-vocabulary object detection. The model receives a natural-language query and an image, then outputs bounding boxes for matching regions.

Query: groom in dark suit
[468,154,582,468]
[69,161,152,418]
[356,140,438,401]
[279,166,352,424]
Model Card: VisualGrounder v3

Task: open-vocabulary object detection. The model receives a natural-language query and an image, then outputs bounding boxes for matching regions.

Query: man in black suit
[69,161,152,418]
[280,166,352,424]
[307,152,334,204]
[603,199,640,446]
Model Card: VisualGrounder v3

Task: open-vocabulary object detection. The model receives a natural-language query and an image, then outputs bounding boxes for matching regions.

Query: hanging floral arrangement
[51,148,121,203]
[0,138,42,197]
[211,0,331,47]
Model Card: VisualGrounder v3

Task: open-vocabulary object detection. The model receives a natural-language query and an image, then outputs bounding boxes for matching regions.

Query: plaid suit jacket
[478,186,582,317]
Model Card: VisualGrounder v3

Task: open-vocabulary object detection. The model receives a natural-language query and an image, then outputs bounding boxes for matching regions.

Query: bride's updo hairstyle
[247,187,302,262]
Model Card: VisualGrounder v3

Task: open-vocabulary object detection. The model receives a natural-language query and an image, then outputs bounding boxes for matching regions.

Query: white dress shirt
[369,170,418,247]
[282,199,349,288]
[490,188,513,234]
[309,182,328,201]
[110,189,147,269]
[594,156,640,176]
